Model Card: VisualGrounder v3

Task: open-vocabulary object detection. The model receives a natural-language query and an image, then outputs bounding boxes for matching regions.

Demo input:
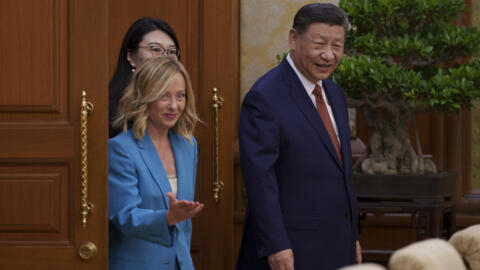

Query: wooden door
[195,1,238,268]
[108,1,238,269]
[0,0,108,269]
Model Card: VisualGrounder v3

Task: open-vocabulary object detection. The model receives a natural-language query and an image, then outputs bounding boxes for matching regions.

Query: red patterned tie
[312,84,343,165]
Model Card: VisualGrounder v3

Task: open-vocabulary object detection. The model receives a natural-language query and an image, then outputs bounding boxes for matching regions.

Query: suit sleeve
[108,139,173,246]
[239,89,291,258]
[184,136,197,248]
[192,136,198,187]
[338,86,360,241]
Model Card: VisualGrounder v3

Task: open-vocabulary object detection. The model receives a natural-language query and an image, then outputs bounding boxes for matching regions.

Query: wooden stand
[358,198,456,264]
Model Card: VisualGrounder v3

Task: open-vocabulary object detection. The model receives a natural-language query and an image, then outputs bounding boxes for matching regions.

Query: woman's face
[147,73,186,132]
[127,30,177,69]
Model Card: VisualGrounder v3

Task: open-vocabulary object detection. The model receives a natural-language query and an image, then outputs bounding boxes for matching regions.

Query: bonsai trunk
[354,102,437,175]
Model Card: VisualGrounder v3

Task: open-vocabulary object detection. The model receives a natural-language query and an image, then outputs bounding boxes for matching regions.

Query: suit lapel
[323,80,351,171]
[137,131,172,206]
[281,60,343,171]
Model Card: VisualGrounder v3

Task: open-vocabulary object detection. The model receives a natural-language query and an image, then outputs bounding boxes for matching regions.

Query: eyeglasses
[138,44,180,58]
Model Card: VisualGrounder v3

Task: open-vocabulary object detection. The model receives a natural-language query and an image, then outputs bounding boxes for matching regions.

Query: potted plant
[330,0,480,201]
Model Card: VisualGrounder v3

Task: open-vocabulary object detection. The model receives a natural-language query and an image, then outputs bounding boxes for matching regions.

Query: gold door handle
[78,241,98,260]
[80,90,94,227]
[212,88,224,202]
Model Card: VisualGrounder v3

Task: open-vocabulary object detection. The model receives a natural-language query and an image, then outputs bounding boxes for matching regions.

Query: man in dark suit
[237,3,361,270]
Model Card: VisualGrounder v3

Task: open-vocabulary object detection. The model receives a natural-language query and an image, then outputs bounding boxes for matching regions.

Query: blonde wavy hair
[113,56,199,143]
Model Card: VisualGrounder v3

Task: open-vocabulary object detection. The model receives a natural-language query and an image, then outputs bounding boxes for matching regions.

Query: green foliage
[336,0,480,112]
[331,55,423,100]
[276,52,288,66]
[342,0,465,37]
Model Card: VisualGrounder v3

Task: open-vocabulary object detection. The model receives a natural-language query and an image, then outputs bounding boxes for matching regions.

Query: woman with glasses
[109,17,181,138]
[109,56,203,270]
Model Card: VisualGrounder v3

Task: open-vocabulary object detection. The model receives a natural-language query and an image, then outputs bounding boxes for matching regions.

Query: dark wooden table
[357,197,456,264]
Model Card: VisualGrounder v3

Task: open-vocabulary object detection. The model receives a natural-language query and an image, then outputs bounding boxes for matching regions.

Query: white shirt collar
[286,53,323,96]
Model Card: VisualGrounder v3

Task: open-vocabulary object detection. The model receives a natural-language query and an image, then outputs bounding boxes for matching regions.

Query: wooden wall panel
[0,165,69,242]
[0,0,67,118]
[451,0,480,217]
[0,127,73,159]
[1,176,58,228]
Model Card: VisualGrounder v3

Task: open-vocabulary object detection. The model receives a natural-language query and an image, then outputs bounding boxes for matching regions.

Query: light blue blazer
[108,129,198,270]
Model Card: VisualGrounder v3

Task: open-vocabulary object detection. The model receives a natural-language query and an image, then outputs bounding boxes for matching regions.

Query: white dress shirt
[168,175,178,197]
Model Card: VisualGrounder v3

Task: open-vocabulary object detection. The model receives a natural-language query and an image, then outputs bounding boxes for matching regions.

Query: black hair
[292,3,349,36]
[108,17,180,138]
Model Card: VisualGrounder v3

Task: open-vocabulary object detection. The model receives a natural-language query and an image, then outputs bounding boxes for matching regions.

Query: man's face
[289,22,345,83]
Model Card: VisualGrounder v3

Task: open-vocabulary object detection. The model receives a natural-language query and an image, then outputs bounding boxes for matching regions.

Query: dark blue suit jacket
[237,58,358,270]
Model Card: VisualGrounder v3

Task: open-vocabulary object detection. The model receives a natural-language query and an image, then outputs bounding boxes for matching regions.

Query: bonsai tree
[331,0,480,174]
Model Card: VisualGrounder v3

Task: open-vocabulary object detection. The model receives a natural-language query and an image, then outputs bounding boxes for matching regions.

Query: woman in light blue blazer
[109,56,203,270]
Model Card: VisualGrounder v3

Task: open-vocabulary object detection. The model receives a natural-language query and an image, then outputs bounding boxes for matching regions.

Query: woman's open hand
[165,192,204,226]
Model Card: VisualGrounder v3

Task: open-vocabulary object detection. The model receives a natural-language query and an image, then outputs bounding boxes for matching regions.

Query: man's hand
[356,240,362,264]
[268,249,294,270]
[165,192,204,226]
